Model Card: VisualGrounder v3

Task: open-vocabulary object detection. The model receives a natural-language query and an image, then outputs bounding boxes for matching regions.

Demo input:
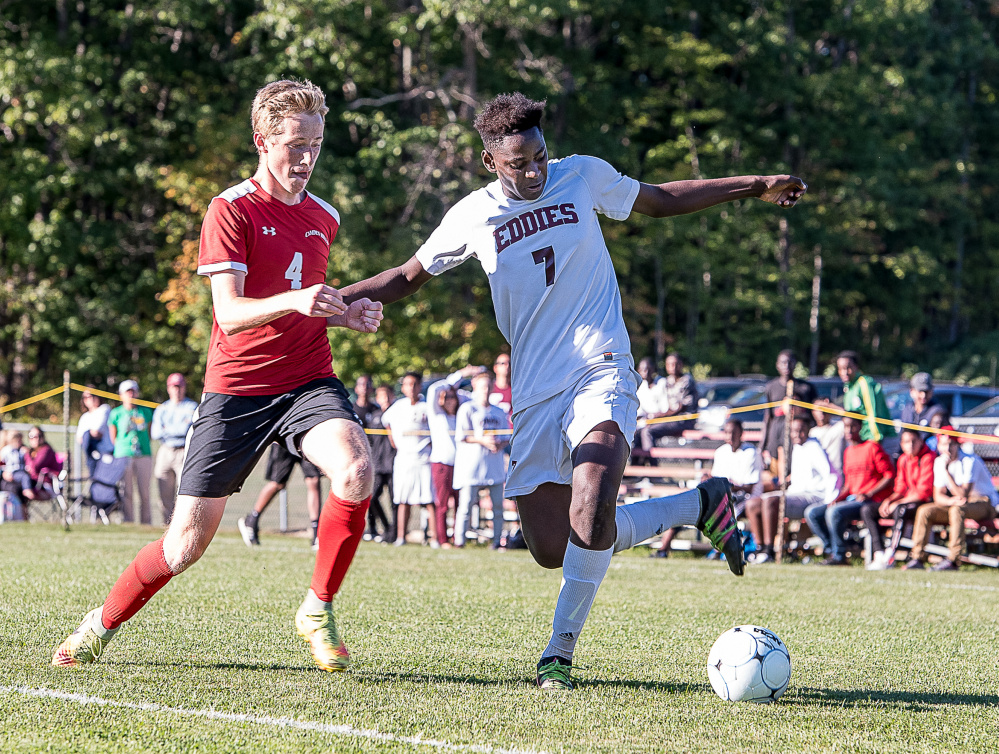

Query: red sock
[311,493,370,602]
[101,539,174,630]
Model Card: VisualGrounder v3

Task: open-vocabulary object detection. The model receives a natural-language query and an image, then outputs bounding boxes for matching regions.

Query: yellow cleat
[295,602,350,672]
[52,608,118,668]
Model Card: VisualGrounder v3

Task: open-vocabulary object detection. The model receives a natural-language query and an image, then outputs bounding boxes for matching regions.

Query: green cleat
[696,477,745,576]
[52,608,118,668]
[295,602,350,672]
[537,655,573,690]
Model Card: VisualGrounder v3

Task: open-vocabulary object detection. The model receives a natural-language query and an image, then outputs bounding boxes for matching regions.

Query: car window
[958,394,992,415]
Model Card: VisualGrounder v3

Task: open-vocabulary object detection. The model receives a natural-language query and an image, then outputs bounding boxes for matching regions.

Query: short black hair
[837,350,859,365]
[900,427,924,440]
[403,371,423,384]
[724,418,744,431]
[474,93,546,150]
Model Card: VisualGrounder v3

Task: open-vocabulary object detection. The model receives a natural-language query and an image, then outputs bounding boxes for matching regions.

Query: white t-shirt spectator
[637,377,670,422]
[381,398,431,463]
[76,403,114,456]
[711,442,764,496]
[454,402,512,488]
[787,437,841,503]
[934,451,999,506]
[809,421,845,474]
[426,370,470,466]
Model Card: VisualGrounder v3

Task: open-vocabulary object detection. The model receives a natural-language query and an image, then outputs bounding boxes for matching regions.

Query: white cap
[118,379,139,395]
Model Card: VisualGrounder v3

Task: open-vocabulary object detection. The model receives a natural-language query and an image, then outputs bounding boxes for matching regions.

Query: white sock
[614,489,701,553]
[542,542,614,661]
[301,588,331,613]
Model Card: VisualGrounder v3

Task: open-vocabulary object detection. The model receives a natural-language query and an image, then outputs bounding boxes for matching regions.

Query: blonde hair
[251,79,329,145]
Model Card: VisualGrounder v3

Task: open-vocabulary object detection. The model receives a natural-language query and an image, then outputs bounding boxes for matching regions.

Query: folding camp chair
[66,456,128,525]
[23,455,69,525]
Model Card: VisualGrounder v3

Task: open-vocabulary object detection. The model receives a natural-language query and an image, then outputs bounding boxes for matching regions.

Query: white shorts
[504,361,639,498]
[393,458,433,505]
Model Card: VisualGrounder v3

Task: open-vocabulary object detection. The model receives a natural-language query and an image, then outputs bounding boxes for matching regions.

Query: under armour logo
[262,226,276,235]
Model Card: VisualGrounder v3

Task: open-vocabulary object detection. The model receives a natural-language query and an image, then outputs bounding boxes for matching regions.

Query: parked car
[950,395,999,475]
[696,376,847,432]
[696,376,766,409]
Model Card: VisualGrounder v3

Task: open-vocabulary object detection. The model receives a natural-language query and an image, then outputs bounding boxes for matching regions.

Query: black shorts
[265,442,321,484]
[178,377,359,498]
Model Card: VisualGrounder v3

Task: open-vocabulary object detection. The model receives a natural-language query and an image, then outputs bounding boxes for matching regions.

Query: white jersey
[415,155,641,412]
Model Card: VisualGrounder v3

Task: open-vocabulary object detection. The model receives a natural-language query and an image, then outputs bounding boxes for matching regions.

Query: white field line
[1,685,546,754]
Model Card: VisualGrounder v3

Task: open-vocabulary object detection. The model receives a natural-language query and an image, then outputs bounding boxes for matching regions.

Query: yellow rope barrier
[4,384,996,445]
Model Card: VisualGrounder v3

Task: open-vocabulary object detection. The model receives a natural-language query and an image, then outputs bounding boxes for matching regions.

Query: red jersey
[839,440,895,503]
[893,445,936,501]
[197,179,341,395]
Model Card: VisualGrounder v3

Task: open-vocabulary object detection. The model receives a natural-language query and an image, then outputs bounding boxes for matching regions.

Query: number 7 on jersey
[531,245,555,287]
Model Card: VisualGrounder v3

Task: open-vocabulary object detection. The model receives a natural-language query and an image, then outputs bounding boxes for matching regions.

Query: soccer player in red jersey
[53,79,384,672]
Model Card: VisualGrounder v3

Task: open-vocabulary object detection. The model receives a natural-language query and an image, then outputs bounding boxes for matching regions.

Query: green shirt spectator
[836,351,896,443]
[108,382,154,458]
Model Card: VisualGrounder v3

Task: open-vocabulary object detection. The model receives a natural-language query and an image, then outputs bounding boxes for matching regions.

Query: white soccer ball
[707,625,791,703]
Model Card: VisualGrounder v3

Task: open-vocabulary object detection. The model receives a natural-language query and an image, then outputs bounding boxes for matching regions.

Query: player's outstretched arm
[211,270,347,336]
[327,298,384,333]
[631,175,807,218]
[337,255,433,307]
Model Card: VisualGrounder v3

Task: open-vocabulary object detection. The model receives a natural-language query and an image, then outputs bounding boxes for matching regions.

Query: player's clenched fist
[758,176,807,208]
[295,283,347,317]
[334,298,384,333]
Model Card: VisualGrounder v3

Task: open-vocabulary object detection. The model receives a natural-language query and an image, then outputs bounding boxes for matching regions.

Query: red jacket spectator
[892,444,936,502]
[838,440,895,503]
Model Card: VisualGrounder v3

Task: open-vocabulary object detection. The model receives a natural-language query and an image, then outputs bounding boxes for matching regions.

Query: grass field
[2,524,998,753]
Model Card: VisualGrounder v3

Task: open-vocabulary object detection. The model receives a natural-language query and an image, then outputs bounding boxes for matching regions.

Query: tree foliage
[2,0,998,410]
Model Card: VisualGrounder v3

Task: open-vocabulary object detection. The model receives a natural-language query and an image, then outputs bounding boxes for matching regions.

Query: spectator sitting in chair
[805,417,894,566]
[1,430,30,505]
[21,426,62,502]
[924,410,949,454]
[863,427,935,571]
[902,428,998,571]
[746,417,841,563]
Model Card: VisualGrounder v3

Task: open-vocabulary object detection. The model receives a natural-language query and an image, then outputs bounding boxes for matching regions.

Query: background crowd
[4,346,997,570]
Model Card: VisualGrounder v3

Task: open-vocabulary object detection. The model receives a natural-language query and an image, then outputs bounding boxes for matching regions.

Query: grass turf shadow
[790,686,999,710]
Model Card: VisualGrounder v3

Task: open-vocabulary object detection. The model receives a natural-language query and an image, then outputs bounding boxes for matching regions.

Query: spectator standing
[382,372,434,545]
[427,367,478,547]
[899,372,945,433]
[864,427,935,570]
[634,357,669,461]
[809,398,845,474]
[903,428,998,571]
[353,375,392,542]
[371,384,397,542]
[489,353,513,421]
[76,388,114,477]
[108,380,154,524]
[837,351,897,448]
[760,351,817,474]
[237,443,323,549]
[639,353,696,454]
[805,417,894,566]
[454,372,511,548]
[151,373,198,526]
[747,417,841,562]
[925,411,949,454]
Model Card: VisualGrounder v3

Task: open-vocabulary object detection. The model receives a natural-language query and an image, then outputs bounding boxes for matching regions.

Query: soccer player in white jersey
[339,93,806,690]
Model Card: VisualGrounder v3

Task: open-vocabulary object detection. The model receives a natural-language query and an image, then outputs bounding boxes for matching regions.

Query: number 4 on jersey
[285,252,303,290]
[532,245,555,287]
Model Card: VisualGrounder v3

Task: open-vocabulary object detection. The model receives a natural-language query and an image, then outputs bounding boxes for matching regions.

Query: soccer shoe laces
[697,478,744,576]
[296,606,350,672]
[537,656,573,690]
